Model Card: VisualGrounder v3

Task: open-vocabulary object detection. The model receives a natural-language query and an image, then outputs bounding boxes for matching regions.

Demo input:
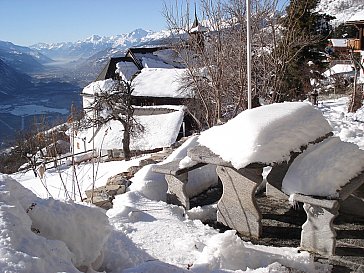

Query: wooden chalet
[346,11,364,52]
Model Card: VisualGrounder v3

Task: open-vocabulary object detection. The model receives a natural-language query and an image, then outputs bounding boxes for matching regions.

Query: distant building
[77,46,198,158]
[346,10,364,81]
[327,39,349,56]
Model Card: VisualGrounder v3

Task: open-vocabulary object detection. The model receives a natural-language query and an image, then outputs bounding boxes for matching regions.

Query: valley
[0,28,171,149]
[0,77,82,149]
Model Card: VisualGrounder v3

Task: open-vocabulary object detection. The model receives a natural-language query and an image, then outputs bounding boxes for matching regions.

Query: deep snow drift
[1,96,364,273]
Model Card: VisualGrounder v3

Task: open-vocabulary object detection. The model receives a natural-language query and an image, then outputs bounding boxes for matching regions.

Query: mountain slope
[0,41,53,73]
[316,0,363,26]
[0,59,33,99]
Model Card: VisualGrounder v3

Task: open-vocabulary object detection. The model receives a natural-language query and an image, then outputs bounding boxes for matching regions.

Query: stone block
[300,202,339,256]
[216,166,262,238]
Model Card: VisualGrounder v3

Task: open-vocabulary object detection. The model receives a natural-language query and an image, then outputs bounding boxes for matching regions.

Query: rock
[139,158,158,167]
[107,173,132,188]
[127,165,142,176]
[85,195,113,210]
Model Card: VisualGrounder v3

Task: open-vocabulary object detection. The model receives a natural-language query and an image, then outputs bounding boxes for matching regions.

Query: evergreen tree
[276,0,334,101]
[331,23,358,39]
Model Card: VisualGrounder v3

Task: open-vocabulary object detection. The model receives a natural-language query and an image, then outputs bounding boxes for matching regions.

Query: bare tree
[164,0,332,128]
[84,76,143,161]
[348,50,364,113]
[163,0,285,127]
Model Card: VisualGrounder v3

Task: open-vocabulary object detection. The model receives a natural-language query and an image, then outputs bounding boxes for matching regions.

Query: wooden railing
[347,39,362,50]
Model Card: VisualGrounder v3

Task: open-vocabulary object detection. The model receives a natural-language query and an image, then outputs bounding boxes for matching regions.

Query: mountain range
[31,28,170,61]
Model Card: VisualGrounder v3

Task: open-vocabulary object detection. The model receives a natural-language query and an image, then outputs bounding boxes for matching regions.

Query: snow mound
[192,230,323,273]
[0,174,111,272]
[198,102,332,169]
[282,137,364,197]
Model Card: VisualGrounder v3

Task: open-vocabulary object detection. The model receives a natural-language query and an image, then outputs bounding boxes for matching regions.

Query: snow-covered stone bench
[152,160,206,209]
[152,136,219,210]
[187,145,264,238]
[281,137,364,256]
[155,101,364,257]
[187,102,334,239]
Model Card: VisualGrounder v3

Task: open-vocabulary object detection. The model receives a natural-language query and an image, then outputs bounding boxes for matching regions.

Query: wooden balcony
[347,39,362,51]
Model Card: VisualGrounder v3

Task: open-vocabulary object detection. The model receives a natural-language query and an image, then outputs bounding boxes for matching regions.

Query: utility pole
[246,0,252,109]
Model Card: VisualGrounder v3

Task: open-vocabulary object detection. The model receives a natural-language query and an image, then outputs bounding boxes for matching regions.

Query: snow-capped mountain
[0,41,53,73]
[31,28,171,61]
[316,0,363,26]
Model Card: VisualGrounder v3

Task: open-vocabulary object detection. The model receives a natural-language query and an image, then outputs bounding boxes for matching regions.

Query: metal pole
[246,0,252,109]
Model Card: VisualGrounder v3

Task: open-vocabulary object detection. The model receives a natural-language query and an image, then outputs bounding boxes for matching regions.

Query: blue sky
[0,0,288,46]
[0,0,171,46]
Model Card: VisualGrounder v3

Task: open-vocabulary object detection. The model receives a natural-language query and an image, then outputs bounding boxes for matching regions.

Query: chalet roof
[83,68,193,99]
[115,60,139,82]
[126,47,185,69]
[132,68,193,98]
[128,47,168,54]
[347,10,364,24]
[96,57,136,81]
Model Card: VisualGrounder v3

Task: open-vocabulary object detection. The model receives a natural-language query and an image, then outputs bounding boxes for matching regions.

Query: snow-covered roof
[132,68,193,98]
[77,106,185,151]
[329,38,347,48]
[347,10,364,23]
[141,56,174,69]
[282,137,364,197]
[128,47,185,69]
[323,64,354,77]
[116,60,139,81]
[198,102,332,169]
[84,69,193,99]
[82,79,115,96]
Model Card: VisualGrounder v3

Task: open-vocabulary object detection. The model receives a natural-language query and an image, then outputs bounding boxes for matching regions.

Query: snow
[323,64,354,77]
[73,106,185,154]
[141,57,174,69]
[115,61,139,82]
[282,137,364,197]
[3,96,364,273]
[198,102,332,169]
[190,24,209,33]
[329,38,347,47]
[82,79,115,96]
[319,97,364,148]
[132,68,193,98]
[329,39,347,48]
[348,9,364,22]
[130,135,219,199]
[12,158,146,200]
[0,174,110,272]
[316,0,363,26]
